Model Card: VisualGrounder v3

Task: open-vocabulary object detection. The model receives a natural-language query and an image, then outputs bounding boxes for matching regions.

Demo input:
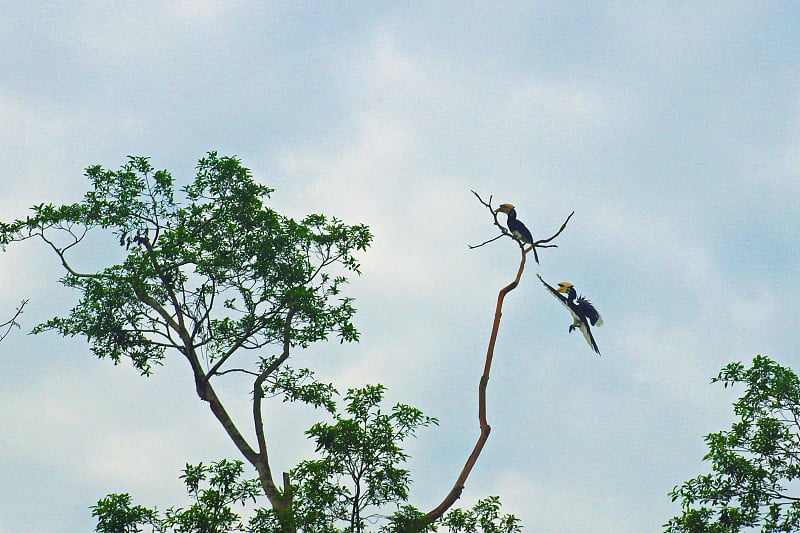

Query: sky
[1,2,799,532]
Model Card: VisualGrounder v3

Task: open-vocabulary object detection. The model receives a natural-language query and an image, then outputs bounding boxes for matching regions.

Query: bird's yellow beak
[496,203,515,213]
[557,282,573,293]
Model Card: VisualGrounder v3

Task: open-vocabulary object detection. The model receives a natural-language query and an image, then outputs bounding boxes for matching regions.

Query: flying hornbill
[537,274,603,355]
[496,203,538,263]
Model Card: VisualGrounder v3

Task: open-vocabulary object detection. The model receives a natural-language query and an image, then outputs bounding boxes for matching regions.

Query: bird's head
[496,203,515,214]
[556,282,574,294]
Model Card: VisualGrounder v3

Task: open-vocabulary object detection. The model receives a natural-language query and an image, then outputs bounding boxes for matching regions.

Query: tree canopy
[0,154,521,532]
[666,356,800,532]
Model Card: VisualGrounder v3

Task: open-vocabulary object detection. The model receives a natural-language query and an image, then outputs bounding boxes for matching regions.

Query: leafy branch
[0,153,371,533]
[666,356,800,532]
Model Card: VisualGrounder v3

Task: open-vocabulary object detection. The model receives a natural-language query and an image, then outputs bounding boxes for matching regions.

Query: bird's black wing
[537,274,583,325]
[508,218,533,244]
[576,296,603,326]
[539,275,601,355]
[537,274,569,309]
[509,219,538,263]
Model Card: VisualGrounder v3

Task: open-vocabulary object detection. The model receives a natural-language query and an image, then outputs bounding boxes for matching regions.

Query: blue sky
[1,2,799,532]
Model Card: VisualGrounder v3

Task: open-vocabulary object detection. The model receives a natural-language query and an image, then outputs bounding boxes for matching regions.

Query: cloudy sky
[1,2,799,532]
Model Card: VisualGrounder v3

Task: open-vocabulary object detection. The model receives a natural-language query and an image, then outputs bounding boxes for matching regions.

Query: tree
[92,459,520,533]
[0,154,523,532]
[666,355,800,532]
[92,459,262,533]
[88,386,519,533]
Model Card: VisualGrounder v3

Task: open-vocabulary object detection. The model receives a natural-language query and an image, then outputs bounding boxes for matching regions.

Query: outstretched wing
[537,274,581,323]
[539,275,602,355]
[537,274,568,309]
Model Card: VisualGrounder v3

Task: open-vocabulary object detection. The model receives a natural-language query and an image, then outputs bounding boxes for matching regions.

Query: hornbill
[537,274,603,355]
[496,203,538,263]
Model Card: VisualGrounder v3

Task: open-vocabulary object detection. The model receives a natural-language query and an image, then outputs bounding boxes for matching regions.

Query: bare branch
[415,192,574,528]
[468,191,503,250]
[416,245,534,529]
[467,234,504,249]
[468,190,574,263]
[533,210,575,247]
[0,299,28,343]
[204,308,286,381]
[40,228,112,280]
[216,367,260,378]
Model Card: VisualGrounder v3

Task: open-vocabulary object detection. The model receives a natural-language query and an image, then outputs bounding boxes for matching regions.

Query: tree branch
[139,236,192,347]
[416,245,533,529]
[533,210,575,247]
[0,299,28,343]
[468,190,574,264]
[414,191,575,530]
[132,278,265,481]
[253,307,297,508]
[204,308,285,381]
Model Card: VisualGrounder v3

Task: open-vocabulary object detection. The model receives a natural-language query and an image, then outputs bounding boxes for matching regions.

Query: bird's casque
[537,275,603,355]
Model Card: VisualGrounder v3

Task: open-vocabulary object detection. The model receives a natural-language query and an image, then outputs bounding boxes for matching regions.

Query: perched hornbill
[496,203,538,263]
[537,274,603,355]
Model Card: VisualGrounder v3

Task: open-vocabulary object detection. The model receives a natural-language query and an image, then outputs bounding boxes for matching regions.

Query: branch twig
[0,299,28,343]
[468,190,574,264]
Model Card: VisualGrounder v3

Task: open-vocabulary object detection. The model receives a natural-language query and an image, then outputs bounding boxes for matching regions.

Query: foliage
[89,389,517,533]
[437,497,523,533]
[229,383,440,532]
[93,493,158,533]
[1,154,521,532]
[291,384,438,531]
[92,460,260,533]
[0,153,373,529]
[383,497,522,533]
[0,153,370,375]
[666,355,800,532]
[160,460,263,532]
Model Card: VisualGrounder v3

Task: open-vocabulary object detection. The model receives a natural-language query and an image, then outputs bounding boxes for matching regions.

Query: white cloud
[2,3,800,531]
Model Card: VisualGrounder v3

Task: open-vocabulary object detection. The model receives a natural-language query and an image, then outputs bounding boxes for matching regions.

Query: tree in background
[666,356,800,532]
[0,154,520,532]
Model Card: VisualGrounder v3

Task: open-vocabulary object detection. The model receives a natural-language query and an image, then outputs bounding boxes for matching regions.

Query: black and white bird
[537,274,603,355]
[496,203,538,263]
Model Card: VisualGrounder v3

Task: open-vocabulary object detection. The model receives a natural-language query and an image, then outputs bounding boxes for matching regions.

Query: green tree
[666,355,800,532]
[88,388,519,533]
[0,154,520,532]
[92,459,520,533]
[92,459,261,533]
[289,384,438,531]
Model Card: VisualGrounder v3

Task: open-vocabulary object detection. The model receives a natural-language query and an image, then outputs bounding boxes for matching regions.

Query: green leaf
[667,356,800,532]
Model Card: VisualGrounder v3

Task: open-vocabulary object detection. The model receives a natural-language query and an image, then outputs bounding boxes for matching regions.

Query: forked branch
[468,190,574,260]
